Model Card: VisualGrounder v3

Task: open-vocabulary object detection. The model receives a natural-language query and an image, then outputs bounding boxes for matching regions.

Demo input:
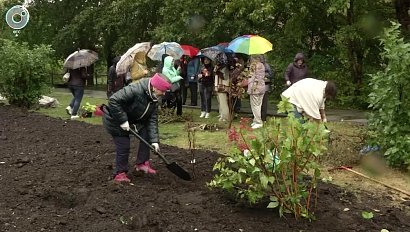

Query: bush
[0,39,54,108]
[209,98,329,219]
[368,22,410,169]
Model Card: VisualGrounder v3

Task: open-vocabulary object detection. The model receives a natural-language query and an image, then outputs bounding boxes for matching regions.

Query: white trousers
[250,94,264,124]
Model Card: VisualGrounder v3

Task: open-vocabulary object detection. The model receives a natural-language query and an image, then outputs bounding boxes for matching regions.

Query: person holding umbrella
[247,55,266,129]
[65,67,89,119]
[198,57,214,118]
[102,73,172,183]
[63,49,98,119]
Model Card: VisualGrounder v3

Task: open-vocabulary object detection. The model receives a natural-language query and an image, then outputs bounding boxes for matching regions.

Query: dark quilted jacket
[102,78,159,142]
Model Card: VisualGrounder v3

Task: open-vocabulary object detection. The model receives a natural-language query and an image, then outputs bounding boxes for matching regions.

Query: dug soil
[0,105,409,232]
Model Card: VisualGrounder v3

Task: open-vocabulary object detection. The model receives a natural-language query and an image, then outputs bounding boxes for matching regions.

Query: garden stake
[187,122,196,180]
[129,127,192,181]
[329,166,410,197]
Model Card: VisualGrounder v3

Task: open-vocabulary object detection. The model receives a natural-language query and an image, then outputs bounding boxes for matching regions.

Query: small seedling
[361,211,374,219]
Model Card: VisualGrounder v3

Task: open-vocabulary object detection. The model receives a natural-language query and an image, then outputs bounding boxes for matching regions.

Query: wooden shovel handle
[338,166,410,197]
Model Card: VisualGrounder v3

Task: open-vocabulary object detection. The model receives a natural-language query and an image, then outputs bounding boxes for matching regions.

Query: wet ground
[1,105,408,231]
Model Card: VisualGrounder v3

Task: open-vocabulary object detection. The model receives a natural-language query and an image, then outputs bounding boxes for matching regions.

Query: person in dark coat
[65,67,88,119]
[102,73,172,183]
[179,56,189,105]
[261,55,274,122]
[198,57,214,118]
[284,52,308,86]
[156,54,170,73]
[107,56,122,98]
[186,57,201,106]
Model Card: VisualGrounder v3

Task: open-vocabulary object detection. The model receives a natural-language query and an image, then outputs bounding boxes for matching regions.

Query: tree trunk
[346,0,364,102]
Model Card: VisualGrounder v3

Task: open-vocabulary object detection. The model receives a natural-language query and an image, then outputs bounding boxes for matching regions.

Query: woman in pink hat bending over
[102,73,172,183]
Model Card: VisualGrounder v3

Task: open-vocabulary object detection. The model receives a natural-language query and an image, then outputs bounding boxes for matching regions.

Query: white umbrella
[63,49,98,70]
[147,42,184,61]
[116,42,151,75]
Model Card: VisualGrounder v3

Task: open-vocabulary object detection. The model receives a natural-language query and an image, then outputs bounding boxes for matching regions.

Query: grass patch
[39,90,233,153]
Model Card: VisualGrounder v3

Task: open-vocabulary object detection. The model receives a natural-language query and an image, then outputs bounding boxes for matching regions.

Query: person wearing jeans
[102,73,172,183]
[198,57,214,118]
[187,57,200,106]
[66,67,87,119]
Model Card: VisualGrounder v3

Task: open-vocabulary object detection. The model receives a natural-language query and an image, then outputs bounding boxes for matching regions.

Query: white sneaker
[251,123,263,129]
[199,112,206,118]
[251,122,256,127]
[70,115,80,120]
[65,106,73,115]
[205,113,210,118]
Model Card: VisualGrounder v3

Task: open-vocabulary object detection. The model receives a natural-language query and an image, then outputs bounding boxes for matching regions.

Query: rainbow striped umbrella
[227,35,272,55]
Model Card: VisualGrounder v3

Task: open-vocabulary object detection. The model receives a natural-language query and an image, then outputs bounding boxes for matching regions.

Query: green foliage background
[0,39,53,107]
[368,22,410,169]
[0,0,405,108]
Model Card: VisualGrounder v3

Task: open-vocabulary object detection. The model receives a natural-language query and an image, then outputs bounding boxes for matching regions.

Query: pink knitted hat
[150,73,171,91]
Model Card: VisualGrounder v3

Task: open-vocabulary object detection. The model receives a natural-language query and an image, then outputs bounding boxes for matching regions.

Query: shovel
[129,127,192,181]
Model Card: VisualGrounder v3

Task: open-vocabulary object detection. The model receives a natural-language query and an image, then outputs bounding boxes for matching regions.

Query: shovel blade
[167,162,192,181]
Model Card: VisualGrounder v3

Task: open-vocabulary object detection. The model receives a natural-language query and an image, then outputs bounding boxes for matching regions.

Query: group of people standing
[69,49,336,183]
[170,53,274,129]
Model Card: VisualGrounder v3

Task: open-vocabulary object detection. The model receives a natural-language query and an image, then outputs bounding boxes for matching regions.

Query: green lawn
[39,90,233,154]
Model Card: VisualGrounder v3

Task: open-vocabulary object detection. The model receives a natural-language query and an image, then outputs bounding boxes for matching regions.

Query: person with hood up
[284,52,308,86]
[102,73,172,183]
[130,52,149,83]
[161,56,184,115]
[162,56,183,84]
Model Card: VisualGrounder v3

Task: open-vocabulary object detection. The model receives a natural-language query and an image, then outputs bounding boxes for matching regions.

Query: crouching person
[281,78,337,123]
[102,73,172,183]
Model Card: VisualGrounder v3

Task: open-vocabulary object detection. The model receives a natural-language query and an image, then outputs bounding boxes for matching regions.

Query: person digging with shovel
[102,73,172,183]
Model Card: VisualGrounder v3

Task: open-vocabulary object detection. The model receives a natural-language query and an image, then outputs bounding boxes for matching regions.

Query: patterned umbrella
[147,42,184,61]
[116,42,151,75]
[63,49,98,70]
[197,46,226,61]
[228,35,272,55]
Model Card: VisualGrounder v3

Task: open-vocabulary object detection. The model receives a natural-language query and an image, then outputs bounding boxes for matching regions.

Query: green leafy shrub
[368,22,410,170]
[0,39,54,108]
[209,99,328,219]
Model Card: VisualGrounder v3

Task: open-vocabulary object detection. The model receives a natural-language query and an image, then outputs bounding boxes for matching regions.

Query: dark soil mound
[0,106,409,232]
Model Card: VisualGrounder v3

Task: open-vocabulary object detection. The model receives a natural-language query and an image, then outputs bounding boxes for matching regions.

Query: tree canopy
[1,0,409,107]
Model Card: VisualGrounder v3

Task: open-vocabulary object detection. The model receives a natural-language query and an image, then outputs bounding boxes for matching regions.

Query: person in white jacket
[281,78,337,122]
